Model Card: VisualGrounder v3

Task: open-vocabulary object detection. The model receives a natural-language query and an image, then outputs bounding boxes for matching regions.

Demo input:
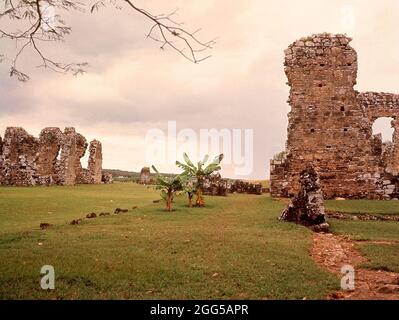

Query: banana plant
[176,153,224,207]
[182,177,197,208]
[152,165,185,212]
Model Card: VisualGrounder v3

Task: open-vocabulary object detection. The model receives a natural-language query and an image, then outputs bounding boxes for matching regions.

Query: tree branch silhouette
[0,0,214,81]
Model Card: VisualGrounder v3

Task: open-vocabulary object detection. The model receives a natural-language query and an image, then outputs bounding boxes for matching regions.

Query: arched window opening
[372,117,394,143]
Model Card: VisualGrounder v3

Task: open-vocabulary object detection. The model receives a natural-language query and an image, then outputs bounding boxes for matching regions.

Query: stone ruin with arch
[270,33,399,200]
[0,127,112,186]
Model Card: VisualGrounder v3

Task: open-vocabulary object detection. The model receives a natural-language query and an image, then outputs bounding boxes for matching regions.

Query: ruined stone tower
[270,33,399,199]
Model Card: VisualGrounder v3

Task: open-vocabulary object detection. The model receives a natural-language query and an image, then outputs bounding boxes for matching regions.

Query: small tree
[176,153,224,207]
[152,166,184,212]
[182,177,197,208]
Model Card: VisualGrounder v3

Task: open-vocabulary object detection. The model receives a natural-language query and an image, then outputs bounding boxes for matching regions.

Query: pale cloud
[1,0,399,178]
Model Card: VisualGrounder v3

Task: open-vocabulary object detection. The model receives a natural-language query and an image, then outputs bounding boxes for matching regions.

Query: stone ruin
[280,165,329,232]
[139,167,151,184]
[202,173,228,196]
[229,180,263,195]
[101,172,113,184]
[270,33,399,200]
[0,127,111,186]
[202,173,263,196]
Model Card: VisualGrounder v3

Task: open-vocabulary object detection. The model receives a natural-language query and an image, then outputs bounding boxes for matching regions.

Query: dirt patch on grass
[311,232,399,300]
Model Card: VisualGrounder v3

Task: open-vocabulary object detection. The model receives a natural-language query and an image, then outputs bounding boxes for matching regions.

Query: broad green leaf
[176,161,195,174]
[183,153,195,168]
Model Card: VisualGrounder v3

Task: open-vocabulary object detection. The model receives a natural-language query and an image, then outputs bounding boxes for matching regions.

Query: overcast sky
[1,0,399,179]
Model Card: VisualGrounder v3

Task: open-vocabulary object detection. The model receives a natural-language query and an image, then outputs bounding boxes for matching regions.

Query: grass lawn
[358,243,399,273]
[0,183,338,299]
[329,219,399,241]
[325,199,399,215]
[327,200,399,274]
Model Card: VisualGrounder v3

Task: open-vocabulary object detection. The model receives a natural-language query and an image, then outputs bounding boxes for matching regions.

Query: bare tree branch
[0,0,87,81]
[0,0,215,81]
[122,0,215,63]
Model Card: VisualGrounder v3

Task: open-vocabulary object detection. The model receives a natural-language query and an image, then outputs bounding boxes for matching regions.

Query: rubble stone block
[101,172,113,184]
[280,165,328,230]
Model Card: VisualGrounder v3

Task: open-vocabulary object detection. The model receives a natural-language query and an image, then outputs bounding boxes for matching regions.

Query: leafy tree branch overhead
[0,0,215,81]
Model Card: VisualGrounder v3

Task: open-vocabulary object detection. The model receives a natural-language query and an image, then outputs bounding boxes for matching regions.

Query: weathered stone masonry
[270,33,399,200]
[139,167,151,184]
[0,127,110,186]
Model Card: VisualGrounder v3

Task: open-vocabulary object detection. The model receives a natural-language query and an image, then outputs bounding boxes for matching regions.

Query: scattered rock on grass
[114,208,128,214]
[99,212,110,217]
[40,223,53,230]
[327,211,399,222]
[70,219,83,225]
[311,223,330,233]
[86,212,97,219]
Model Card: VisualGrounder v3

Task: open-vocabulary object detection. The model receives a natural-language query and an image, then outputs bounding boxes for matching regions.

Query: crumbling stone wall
[202,173,263,196]
[139,167,151,184]
[58,128,88,186]
[202,173,228,196]
[88,140,103,184]
[229,180,263,195]
[0,127,39,186]
[270,152,289,197]
[270,33,399,199]
[36,127,63,185]
[0,127,106,186]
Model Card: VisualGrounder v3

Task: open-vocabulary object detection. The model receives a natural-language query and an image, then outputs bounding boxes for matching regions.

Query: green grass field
[0,183,398,299]
[325,200,399,273]
[325,199,399,215]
